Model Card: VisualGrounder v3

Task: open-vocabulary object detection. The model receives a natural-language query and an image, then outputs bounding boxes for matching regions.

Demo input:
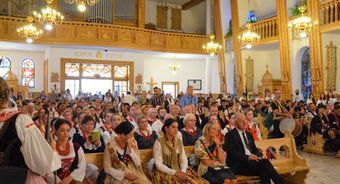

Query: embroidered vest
[0,113,27,169]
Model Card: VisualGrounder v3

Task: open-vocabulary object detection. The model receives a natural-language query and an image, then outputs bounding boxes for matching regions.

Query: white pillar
[205,56,212,93]
[206,0,212,34]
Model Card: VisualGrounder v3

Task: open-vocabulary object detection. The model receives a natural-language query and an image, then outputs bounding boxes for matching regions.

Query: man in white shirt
[123,91,136,105]
[293,89,304,102]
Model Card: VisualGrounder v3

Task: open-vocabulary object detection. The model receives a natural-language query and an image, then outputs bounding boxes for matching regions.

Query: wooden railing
[321,0,340,25]
[251,16,278,40]
[0,16,207,54]
[234,16,279,48]
[320,0,340,32]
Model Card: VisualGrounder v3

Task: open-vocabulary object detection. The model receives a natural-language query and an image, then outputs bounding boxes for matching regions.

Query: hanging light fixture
[65,0,100,12]
[17,16,44,43]
[202,0,222,56]
[288,0,317,39]
[238,0,260,49]
[33,0,64,31]
[169,56,180,75]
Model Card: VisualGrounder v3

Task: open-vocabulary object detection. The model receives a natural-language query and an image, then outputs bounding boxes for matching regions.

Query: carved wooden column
[308,0,324,96]
[137,0,145,28]
[214,0,226,93]
[276,0,292,100]
[230,0,244,95]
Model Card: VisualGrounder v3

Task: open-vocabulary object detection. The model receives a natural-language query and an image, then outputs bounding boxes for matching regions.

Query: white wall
[46,47,219,94]
[145,0,206,34]
[241,47,281,92]
[322,31,340,93]
[0,50,45,92]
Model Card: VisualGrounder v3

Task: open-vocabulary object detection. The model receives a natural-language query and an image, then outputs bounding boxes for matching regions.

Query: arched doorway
[301,48,312,100]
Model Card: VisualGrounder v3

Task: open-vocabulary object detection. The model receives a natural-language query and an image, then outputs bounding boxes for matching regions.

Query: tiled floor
[298,151,340,184]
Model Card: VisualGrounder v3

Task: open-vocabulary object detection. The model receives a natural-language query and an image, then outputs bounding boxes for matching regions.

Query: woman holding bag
[195,122,237,184]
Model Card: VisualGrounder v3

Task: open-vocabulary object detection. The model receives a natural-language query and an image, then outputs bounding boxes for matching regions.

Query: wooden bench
[257,114,269,139]
[85,132,309,184]
[337,151,340,158]
[303,121,325,155]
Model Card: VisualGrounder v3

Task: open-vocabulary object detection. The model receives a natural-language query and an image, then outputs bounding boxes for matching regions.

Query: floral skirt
[104,164,151,184]
[151,168,208,184]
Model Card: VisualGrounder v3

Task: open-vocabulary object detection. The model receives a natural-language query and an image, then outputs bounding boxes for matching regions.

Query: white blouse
[0,108,61,176]
[103,139,141,181]
[46,142,86,183]
[153,139,188,176]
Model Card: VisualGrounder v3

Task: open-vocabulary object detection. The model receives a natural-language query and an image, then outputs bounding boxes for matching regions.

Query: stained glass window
[0,57,11,79]
[83,64,111,78]
[301,48,311,100]
[114,65,129,78]
[65,63,80,77]
[246,10,257,23]
[21,58,35,88]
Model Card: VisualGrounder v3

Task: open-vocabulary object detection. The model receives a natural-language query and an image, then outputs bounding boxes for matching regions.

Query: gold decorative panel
[171,7,181,30]
[326,41,337,91]
[157,5,168,29]
[245,56,254,91]
[0,16,207,54]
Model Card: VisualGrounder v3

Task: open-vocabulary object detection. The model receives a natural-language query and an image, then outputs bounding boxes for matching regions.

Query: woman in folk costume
[195,122,237,184]
[151,118,207,184]
[103,121,151,184]
[0,77,61,183]
[46,118,87,184]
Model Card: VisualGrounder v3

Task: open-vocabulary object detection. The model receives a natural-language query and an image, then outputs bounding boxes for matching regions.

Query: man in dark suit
[224,113,285,184]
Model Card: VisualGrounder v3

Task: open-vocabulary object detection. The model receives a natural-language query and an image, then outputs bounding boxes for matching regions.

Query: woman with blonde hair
[195,122,237,184]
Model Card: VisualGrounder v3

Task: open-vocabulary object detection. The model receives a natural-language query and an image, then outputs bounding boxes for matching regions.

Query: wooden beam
[182,0,205,10]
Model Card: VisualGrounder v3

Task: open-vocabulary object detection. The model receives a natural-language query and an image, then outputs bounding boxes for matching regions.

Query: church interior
[0,0,340,183]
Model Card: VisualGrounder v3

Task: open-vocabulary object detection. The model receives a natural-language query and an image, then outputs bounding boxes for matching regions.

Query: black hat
[317,103,327,109]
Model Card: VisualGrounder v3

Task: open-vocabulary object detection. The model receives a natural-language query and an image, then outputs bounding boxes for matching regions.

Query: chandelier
[169,56,180,75]
[288,0,317,39]
[238,23,260,49]
[65,0,100,12]
[203,34,223,56]
[33,0,64,31]
[238,0,260,49]
[17,16,43,43]
[202,0,222,56]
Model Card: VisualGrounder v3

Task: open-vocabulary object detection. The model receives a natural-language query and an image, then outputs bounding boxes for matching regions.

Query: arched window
[21,58,35,88]
[301,48,311,100]
[0,57,11,79]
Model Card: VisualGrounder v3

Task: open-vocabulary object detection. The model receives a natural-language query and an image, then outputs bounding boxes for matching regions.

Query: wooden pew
[303,121,325,155]
[257,114,269,139]
[85,132,309,184]
[336,151,340,158]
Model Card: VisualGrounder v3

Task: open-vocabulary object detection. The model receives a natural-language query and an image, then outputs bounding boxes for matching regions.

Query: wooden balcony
[0,16,207,54]
[320,0,340,32]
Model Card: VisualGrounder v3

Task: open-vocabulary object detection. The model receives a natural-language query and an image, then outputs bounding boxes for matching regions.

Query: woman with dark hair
[0,77,60,183]
[103,121,151,183]
[307,93,316,105]
[72,115,105,153]
[134,115,158,149]
[152,118,206,184]
[47,118,87,183]
[317,92,327,105]
[33,107,49,139]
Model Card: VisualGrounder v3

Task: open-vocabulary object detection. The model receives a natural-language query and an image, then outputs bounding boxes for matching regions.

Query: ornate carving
[135,73,143,84]
[50,72,60,82]
[326,41,337,91]
[0,16,207,54]
[245,56,254,91]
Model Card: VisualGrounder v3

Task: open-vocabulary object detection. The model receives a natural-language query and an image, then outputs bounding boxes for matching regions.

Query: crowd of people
[1,76,340,184]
